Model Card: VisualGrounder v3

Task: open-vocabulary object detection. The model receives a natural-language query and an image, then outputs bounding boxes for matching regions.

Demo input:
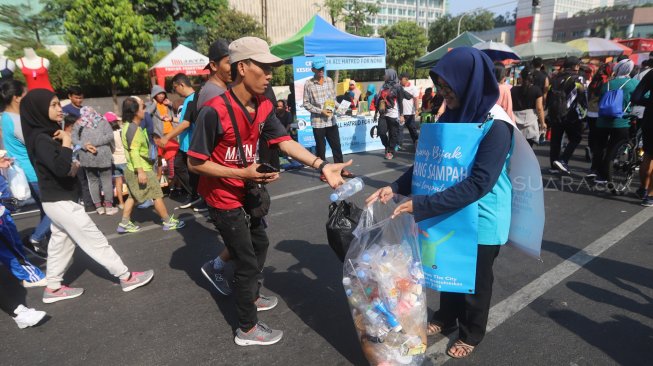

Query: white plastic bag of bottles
[343,196,427,366]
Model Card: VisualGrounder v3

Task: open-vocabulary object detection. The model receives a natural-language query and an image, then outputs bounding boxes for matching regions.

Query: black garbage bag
[326,200,363,262]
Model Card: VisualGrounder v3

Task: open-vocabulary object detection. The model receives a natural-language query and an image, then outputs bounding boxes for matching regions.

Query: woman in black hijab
[20,89,154,304]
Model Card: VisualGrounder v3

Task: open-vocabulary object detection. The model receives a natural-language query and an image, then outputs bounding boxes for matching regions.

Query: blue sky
[448,0,519,16]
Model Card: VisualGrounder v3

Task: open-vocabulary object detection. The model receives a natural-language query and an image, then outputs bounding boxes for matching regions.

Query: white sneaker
[96,207,106,215]
[23,278,47,288]
[13,305,46,329]
[105,207,119,216]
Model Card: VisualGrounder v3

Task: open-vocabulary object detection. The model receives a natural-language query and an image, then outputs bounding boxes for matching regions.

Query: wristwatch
[317,161,328,173]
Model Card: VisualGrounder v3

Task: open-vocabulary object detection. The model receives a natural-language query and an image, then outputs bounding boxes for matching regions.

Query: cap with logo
[312,57,326,70]
[204,39,230,70]
[229,37,283,66]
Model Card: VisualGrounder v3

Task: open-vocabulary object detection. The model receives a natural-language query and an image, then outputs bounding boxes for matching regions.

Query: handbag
[220,94,271,218]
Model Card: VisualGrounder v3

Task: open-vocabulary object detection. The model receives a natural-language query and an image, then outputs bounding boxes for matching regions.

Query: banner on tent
[292,56,385,155]
[326,56,386,70]
[296,115,385,156]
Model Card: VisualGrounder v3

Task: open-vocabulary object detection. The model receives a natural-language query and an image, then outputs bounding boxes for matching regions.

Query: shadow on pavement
[264,239,368,366]
[169,214,240,331]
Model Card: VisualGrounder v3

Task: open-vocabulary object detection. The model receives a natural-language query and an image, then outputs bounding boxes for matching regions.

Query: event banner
[411,123,486,294]
[292,56,384,156]
[326,56,386,71]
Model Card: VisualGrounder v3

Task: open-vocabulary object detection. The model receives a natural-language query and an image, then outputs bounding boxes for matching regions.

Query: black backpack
[548,75,576,119]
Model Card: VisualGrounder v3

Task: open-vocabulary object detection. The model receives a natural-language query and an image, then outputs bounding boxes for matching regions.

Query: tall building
[229,0,343,45]
[358,0,447,34]
[514,0,625,44]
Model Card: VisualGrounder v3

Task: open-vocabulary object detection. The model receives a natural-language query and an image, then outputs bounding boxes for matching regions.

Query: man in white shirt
[398,73,420,150]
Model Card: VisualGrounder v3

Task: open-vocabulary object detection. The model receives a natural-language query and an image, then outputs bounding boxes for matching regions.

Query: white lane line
[425,207,653,364]
[106,167,403,240]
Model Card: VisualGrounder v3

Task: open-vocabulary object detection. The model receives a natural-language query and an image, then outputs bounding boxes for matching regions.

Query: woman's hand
[239,164,280,184]
[365,186,394,205]
[0,156,12,169]
[53,130,72,148]
[392,199,413,219]
[85,143,97,154]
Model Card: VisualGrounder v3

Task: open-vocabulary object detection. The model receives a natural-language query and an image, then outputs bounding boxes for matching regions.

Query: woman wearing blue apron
[367,47,514,359]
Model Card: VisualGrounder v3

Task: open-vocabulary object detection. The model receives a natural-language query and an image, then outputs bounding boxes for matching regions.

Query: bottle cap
[330,193,339,202]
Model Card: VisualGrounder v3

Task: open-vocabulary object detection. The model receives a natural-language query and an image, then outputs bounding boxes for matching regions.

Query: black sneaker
[200,260,232,296]
[22,237,47,259]
[635,187,648,200]
[193,200,209,213]
[180,196,202,209]
[553,160,570,174]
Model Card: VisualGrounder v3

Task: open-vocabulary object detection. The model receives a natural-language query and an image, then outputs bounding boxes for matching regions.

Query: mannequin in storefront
[16,48,53,91]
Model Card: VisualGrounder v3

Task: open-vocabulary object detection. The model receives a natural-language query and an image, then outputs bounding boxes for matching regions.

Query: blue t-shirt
[1,112,38,182]
[62,104,82,118]
[178,92,196,152]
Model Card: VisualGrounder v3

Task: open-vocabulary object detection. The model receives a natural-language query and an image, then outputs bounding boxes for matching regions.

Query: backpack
[548,75,575,119]
[598,79,632,119]
[376,88,395,114]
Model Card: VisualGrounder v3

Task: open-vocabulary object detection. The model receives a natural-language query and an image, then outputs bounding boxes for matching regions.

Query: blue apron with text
[412,121,492,294]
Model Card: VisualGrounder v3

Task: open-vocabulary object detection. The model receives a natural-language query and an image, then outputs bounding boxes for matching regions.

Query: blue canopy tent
[270,15,386,63]
[270,15,387,155]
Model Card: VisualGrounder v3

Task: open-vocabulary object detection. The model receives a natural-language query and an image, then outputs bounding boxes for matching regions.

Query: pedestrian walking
[511,68,546,147]
[20,88,154,303]
[373,69,405,160]
[117,96,185,234]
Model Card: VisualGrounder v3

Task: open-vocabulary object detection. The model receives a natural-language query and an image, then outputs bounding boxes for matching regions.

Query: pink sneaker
[120,270,154,292]
[43,285,84,304]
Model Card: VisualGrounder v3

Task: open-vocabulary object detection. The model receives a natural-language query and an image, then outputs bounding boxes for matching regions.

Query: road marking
[103,167,403,240]
[425,207,653,364]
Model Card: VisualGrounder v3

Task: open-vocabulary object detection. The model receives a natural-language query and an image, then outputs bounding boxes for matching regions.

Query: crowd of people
[0,31,651,361]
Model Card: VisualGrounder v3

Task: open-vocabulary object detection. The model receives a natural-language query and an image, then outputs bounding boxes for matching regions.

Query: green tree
[379,21,428,74]
[198,8,268,55]
[64,0,153,111]
[345,0,379,36]
[324,0,346,26]
[594,17,619,39]
[427,10,494,51]
[134,0,228,49]
[0,4,50,49]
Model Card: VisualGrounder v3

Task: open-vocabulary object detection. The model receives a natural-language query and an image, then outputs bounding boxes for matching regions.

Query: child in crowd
[105,112,126,209]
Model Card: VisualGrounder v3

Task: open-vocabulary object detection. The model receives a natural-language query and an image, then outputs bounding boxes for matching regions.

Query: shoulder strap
[124,123,139,152]
[618,78,631,91]
[220,94,248,167]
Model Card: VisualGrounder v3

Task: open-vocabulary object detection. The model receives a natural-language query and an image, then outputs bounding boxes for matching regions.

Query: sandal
[446,339,475,359]
[426,321,456,336]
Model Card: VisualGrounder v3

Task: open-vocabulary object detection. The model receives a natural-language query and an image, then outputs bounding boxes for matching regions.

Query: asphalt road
[1,139,652,366]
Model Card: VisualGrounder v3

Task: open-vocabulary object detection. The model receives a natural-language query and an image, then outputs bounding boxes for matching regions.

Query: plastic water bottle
[330,177,365,202]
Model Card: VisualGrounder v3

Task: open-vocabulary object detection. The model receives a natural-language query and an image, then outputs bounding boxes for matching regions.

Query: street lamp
[457,12,467,36]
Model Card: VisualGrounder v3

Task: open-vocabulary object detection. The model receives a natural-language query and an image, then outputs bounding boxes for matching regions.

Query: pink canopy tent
[149,45,209,87]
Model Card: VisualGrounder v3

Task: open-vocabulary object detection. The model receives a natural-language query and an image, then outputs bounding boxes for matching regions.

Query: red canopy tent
[617,38,653,52]
[149,45,209,87]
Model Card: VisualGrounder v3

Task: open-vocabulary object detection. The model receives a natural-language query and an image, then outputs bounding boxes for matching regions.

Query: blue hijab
[430,47,499,123]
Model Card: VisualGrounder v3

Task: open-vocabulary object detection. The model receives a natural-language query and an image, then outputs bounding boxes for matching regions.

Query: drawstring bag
[343,198,427,366]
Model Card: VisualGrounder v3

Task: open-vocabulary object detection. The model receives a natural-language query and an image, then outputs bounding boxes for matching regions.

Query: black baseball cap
[563,56,581,68]
[204,39,230,70]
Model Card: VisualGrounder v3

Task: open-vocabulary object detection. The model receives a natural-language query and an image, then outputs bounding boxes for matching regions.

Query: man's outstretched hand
[322,159,353,188]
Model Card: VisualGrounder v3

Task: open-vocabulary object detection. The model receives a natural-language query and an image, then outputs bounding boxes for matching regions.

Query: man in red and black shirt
[188,37,352,347]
